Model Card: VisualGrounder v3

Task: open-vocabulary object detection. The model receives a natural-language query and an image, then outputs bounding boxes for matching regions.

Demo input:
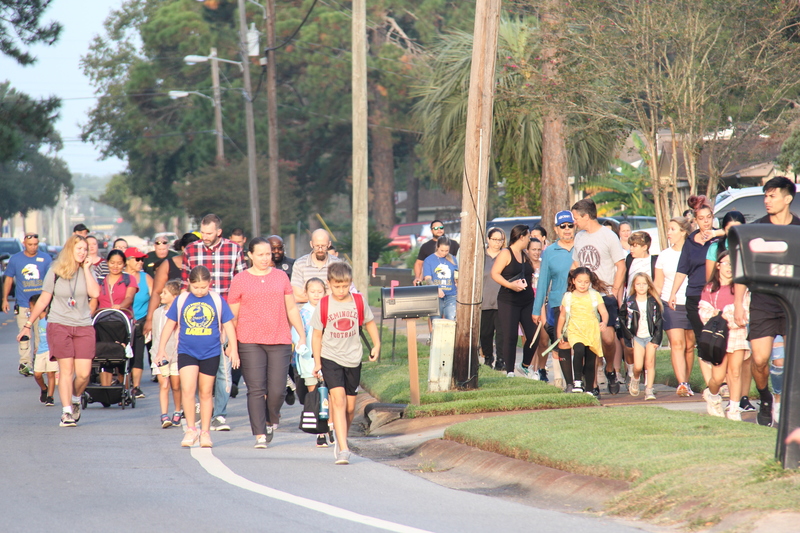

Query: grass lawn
[444,407,800,525]
[653,348,758,397]
[360,326,597,417]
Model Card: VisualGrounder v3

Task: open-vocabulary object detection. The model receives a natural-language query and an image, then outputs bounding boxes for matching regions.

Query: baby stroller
[82,309,136,409]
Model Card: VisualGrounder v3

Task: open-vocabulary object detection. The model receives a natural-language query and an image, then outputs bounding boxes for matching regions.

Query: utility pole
[237,0,261,236]
[452,0,502,390]
[351,0,368,294]
[210,47,225,164]
[265,0,280,235]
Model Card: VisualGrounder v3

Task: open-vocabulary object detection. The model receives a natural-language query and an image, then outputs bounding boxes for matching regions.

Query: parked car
[612,215,657,230]
[713,186,771,223]
[387,222,432,252]
[0,238,23,275]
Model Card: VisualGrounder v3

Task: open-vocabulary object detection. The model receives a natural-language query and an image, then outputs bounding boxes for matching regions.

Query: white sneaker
[506,372,515,378]
[629,377,640,396]
[572,380,584,393]
[705,390,725,417]
[726,405,742,421]
[773,402,781,425]
[515,364,535,379]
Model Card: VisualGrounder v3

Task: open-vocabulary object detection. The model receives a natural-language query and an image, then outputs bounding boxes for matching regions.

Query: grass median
[444,406,800,525]
[360,324,597,418]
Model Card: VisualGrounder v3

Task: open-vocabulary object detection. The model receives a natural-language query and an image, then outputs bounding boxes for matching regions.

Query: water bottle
[19,335,30,351]
[318,383,329,420]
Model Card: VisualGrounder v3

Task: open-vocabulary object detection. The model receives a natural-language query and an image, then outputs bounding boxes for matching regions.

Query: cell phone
[157,359,169,367]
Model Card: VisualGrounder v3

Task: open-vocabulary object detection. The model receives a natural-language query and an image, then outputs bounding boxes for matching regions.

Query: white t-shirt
[572,226,626,292]
[655,246,687,305]
[635,297,650,337]
[626,256,652,296]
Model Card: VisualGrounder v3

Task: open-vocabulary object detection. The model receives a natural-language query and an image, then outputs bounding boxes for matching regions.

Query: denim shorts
[633,335,653,348]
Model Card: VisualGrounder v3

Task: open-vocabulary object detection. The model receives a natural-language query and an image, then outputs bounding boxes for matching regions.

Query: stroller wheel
[131,396,136,409]
[102,402,111,408]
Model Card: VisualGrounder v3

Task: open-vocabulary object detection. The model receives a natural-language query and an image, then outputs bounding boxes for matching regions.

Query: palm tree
[584,159,655,216]
[413,17,619,213]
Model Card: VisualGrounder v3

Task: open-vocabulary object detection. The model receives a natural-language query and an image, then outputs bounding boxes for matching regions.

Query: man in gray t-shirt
[571,198,626,395]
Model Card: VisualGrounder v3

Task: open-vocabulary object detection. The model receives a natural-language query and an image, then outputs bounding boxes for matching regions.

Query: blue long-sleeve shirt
[533,241,574,315]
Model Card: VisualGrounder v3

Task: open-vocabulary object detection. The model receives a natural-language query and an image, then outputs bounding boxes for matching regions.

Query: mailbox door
[381,286,440,320]
[729,225,800,468]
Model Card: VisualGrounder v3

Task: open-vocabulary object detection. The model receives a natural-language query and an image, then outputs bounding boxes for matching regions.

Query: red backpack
[319,292,371,350]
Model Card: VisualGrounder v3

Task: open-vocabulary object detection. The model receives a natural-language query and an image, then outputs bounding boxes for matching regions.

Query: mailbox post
[729,225,800,468]
[381,285,440,406]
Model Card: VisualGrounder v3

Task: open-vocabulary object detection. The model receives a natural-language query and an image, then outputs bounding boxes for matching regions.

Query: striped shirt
[181,238,245,299]
[290,252,341,292]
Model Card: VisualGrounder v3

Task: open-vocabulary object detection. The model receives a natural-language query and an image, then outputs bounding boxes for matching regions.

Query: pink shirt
[97,273,139,310]
[228,269,293,345]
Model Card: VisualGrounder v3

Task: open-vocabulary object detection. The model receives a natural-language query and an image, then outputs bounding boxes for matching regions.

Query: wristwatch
[23,322,32,328]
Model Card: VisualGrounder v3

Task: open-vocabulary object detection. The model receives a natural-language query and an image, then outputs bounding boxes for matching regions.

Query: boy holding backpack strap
[311,262,380,465]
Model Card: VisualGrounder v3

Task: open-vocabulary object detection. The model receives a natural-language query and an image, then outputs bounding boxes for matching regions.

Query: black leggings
[480,309,504,367]
[572,343,597,388]
[545,307,573,384]
[238,343,292,435]
[497,299,536,372]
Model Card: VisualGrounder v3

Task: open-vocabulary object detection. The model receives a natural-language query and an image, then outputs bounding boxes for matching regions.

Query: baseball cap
[555,210,574,225]
[124,247,147,259]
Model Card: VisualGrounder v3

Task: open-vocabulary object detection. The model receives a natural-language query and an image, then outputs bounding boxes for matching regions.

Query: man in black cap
[72,224,90,237]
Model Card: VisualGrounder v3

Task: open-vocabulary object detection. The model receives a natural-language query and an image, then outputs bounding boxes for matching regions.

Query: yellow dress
[564,291,603,358]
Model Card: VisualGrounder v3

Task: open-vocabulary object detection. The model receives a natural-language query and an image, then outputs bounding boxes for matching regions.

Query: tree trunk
[540,2,569,232]
[369,94,396,234]
[406,158,419,222]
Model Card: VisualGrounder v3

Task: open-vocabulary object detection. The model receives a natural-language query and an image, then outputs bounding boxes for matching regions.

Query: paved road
[0,314,649,533]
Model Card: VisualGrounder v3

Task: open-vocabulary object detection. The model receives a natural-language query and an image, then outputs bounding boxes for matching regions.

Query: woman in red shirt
[90,249,138,386]
[228,237,307,449]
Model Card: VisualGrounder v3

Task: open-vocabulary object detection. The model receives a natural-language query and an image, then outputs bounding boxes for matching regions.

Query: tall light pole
[210,48,225,164]
[237,0,261,237]
[264,0,280,235]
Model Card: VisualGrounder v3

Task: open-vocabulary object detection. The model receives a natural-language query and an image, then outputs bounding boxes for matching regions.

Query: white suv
[713,186,767,223]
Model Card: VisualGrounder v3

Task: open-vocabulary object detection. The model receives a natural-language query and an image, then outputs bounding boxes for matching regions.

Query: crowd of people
[5,215,379,465]
[481,176,797,428]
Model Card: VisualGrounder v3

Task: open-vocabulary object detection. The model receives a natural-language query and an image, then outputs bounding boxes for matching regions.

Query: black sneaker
[132,387,145,399]
[494,360,505,372]
[592,387,601,399]
[45,396,55,407]
[740,396,756,412]
[40,389,48,403]
[757,395,773,426]
[328,429,335,444]
[285,387,296,406]
[606,371,620,395]
[538,368,548,382]
[316,434,328,447]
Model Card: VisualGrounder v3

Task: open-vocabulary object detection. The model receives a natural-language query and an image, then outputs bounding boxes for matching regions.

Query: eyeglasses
[24,234,38,240]
[558,224,575,229]
[488,238,504,242]
[718,260,731,266]
[432,226,444,230]
[312,245,329,250]
[154,240,168,245]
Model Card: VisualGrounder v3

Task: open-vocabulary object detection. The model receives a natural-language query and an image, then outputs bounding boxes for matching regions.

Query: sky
[0,0,127,178]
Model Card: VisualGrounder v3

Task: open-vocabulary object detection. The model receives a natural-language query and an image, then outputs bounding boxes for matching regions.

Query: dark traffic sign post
[729,225,800,468]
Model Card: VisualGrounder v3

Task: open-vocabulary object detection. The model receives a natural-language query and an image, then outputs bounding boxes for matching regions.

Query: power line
[267,0,321,52]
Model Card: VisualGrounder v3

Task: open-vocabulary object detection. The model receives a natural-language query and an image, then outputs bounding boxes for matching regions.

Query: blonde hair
[630,272,663,311]
[52,235,87,280]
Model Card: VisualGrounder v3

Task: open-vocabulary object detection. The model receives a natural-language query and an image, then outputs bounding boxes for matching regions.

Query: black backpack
[698,314,728,366]
[298,387,329,434]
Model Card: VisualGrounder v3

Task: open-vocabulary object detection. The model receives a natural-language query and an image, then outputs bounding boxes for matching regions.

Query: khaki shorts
[153,361,179,377]
[34,350,59,373]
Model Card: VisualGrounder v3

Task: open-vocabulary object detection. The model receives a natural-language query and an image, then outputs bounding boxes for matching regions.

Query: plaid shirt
[181,238,244,299]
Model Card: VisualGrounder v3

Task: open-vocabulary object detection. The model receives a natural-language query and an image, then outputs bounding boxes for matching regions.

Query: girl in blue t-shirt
[423,237,458,320]
[157,266,239,449]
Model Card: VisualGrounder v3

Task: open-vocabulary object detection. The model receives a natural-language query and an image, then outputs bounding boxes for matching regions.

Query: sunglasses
[129,257,144,262]
[154,240,169,245]
[432,226,444,230]
[24,234,39,240]
[559,223,575,229]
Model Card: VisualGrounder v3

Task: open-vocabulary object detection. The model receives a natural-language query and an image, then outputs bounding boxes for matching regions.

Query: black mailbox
[381,285,440,320]
[729,225,800,468]
[370,267,415,288]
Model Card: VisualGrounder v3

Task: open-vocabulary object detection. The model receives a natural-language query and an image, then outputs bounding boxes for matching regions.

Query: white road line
[191,448,433,533]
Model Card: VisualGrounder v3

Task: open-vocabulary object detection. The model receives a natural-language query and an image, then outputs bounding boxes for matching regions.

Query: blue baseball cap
[555,210,574,225]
